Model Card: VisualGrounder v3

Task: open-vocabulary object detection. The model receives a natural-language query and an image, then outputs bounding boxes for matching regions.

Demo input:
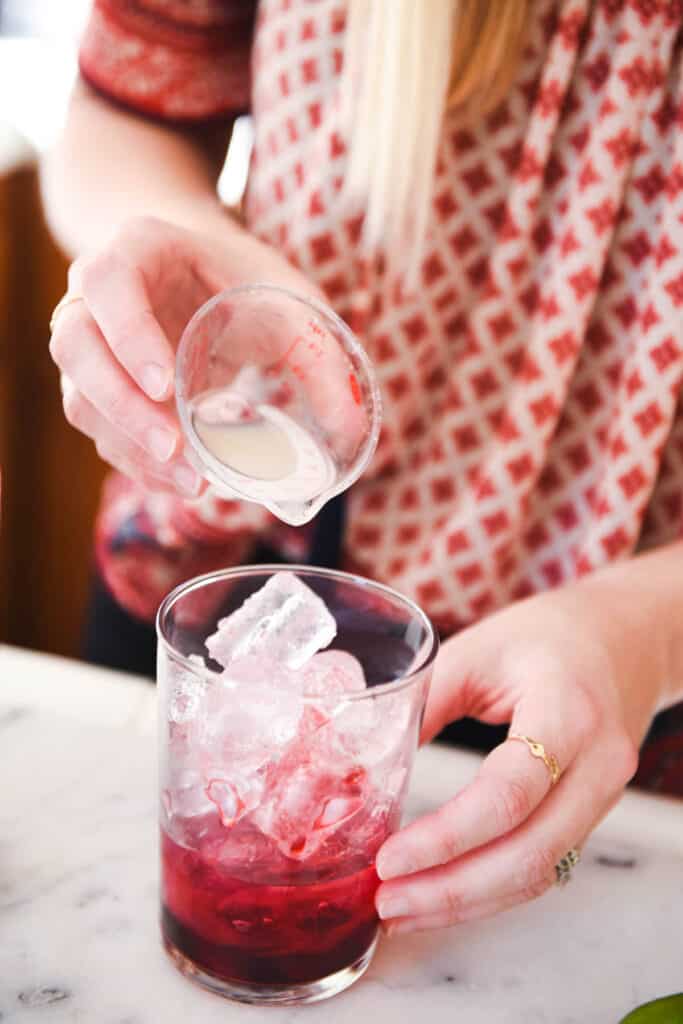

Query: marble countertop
[1,643,682,1023]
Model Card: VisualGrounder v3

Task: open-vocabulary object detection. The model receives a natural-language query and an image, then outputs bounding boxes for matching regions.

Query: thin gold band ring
[507,732,562,785]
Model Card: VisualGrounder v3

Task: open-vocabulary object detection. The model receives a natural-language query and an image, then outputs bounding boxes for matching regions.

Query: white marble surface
[1,643,682,1023]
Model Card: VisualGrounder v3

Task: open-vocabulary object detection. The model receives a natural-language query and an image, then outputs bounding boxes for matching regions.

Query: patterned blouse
[79,0,683,795]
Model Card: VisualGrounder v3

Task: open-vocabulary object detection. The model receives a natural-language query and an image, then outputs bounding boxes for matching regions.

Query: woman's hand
[374,574,666,935]
[49,215,343,497]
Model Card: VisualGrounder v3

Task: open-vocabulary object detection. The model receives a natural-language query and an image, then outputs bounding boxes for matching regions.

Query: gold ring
[50,293,85,333]
[507,732,562,785]
[555,847,580,885]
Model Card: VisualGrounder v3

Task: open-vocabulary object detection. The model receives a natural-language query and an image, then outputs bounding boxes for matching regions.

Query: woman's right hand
[49,215,345,498]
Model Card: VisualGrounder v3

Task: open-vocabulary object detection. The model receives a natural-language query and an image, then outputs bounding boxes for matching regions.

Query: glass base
[162,932,378,1006]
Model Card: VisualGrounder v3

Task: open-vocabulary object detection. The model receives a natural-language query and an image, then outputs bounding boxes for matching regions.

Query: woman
[45,0,683,935]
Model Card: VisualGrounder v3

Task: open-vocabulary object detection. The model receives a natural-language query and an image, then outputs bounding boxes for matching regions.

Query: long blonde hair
[342,0,530,280]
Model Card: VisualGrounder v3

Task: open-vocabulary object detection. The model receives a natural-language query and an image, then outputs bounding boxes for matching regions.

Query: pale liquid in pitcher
[190,388,336,524]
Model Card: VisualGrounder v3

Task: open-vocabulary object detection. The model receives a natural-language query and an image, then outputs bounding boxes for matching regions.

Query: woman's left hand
[375,578,663,934]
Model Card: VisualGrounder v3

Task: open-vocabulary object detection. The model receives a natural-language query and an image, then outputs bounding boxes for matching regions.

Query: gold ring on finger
[555,847,581,885]
[507,732,562,785]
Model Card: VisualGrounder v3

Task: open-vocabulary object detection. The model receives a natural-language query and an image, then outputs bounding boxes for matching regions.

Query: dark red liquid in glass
[161,816,388,986]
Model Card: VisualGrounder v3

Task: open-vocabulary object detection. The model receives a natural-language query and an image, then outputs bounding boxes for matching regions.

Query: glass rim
[156,564,439,702]
[174,282,383,515]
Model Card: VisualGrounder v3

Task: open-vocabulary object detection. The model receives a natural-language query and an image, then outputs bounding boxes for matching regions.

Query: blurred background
[0,0,106,660]
[0,1,251,661]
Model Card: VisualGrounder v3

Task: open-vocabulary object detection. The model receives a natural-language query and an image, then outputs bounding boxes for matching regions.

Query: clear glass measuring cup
[175,285,382,526]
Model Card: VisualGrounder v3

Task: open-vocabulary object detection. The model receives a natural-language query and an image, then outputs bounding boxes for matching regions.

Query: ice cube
[202,679,301,766]
[162,769,214,824]
[201,817,282,877]
[197,655,304,822]
[205,775,264,827]
[300,650,366,697]
[252,760,368,860]
[164,656,304,834]
[168,667,208,724]
[221,653,301,695]
[333,689,414,769]
[205,572,337,670]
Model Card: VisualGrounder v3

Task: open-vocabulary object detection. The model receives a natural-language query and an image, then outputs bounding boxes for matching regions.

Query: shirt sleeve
[78,0,256,123]
[94,473,273,623]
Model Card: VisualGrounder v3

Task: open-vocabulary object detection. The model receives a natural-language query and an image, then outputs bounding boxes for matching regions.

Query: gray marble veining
[1,644,682,1022]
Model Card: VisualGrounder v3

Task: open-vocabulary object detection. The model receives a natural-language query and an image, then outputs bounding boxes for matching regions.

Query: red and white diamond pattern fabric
[86,0,683,632]
[244,0,683,632]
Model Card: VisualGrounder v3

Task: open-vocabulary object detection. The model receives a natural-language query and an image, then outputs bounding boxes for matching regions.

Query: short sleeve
[78,0,256,123]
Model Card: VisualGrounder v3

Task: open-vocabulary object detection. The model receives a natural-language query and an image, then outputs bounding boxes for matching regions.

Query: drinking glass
[157,566,438,1005]
[175,285,382,526]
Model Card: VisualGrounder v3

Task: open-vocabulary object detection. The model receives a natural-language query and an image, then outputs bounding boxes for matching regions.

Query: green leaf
[620,994,683,1024]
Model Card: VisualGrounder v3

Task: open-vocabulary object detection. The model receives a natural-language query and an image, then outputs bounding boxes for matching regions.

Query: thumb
[419,625,510,744]
[420,664,472,745]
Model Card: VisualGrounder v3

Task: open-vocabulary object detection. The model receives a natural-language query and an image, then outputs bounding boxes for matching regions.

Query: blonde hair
[342,0,530,281]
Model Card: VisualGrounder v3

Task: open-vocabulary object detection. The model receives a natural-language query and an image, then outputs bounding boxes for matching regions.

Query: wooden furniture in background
[0,139,107,657]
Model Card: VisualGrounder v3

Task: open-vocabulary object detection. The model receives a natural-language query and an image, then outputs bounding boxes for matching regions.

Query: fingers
[378,686,590,881]
[418,625,492,744]
[376,733,637,933]
[376,746,561,881]
[51,223,206,498]
[61,377,203,497]
[70,249,175,401]
[96,438,180,496]
[383,888,536,937]
[51,302,180,462]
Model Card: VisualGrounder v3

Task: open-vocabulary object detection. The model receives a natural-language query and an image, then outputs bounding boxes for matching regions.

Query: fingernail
[142,362,172,400]
[377,894,412,920]
[148,426,177,462]
[174,464,202,497]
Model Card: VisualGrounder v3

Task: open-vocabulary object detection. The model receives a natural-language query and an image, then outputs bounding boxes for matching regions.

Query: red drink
[161,809,393,987]
[157,568,437,1003]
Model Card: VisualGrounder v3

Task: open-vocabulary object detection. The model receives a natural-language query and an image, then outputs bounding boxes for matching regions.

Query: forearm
[41,80,236,258]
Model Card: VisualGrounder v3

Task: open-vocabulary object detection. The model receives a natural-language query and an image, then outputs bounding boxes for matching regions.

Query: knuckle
[80,250,121,293]
[572,687,602,746]
[48,326,70,364]
[94,439,110,462]
[610,732,639,786]
[101,385,131,425]
[521,874,553,903]
[96,442,127,476]
[516,846,557,892]
[434,809,465,864]
[67,256,87,291]
[48,331,61,362]
[62,390,82,428]
[492,777,533,833]
[442,884,465,921]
